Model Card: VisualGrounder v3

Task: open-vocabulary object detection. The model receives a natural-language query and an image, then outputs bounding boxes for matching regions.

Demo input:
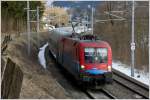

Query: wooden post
[1,58,23,99]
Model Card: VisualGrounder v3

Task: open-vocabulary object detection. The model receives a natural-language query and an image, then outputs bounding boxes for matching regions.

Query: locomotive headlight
[108,66,112,71]
[81,65,85,69]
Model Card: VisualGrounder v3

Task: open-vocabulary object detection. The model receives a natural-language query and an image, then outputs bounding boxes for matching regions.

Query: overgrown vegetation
[1,1,45,34]
[95,1,149,71]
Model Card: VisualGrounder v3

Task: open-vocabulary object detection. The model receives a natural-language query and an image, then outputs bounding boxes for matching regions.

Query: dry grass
[3,32,70,99]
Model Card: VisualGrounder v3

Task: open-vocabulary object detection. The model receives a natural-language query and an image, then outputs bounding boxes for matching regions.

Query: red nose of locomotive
[80,63,112,72]
[79,42,112,83]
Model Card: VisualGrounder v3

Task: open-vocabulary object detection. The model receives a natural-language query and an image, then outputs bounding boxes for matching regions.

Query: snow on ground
[38,43,49,69]
[113,61,149,86]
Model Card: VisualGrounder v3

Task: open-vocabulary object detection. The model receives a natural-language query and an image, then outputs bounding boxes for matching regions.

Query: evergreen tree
[1,1,45,33]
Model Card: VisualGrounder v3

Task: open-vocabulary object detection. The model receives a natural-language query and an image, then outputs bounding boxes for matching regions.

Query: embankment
[1,32,70,99]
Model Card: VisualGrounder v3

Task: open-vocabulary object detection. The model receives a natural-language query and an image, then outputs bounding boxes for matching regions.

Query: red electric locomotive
[49,27,113,87]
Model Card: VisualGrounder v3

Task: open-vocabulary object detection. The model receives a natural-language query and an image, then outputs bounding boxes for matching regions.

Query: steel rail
[84,89,116,99]
[101,89,117,99]
[112,68,149,98]
[112,68,149,90]
[84,91,95,99]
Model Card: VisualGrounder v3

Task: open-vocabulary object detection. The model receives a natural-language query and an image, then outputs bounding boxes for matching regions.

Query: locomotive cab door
[59,38,65,64]
[73,43,80,79]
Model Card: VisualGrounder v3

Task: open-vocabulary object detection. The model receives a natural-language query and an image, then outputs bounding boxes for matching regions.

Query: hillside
[94,1,149,72]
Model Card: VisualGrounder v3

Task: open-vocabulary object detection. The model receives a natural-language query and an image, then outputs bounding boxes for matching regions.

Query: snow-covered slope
[113,61,149,86]
[38,43,49,69]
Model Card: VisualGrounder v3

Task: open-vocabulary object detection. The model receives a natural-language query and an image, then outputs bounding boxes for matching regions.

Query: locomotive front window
[97,48,108,63]
[84,48,95,63]
[84,48,108,63]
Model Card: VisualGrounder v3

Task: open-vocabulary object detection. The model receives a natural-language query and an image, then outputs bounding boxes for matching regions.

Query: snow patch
[112,61,149,86]
[38,43,49,69]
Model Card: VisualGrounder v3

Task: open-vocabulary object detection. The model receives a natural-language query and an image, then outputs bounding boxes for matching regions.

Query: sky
[46,0,54,7]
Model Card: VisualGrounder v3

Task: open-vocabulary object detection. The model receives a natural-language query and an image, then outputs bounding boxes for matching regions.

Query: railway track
[82,69,149,99]
[84,89,116,99]
[112,68,149,99]
[47,47,149,99]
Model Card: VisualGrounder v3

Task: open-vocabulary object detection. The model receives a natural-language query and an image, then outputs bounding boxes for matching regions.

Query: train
[48,27,113,88]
